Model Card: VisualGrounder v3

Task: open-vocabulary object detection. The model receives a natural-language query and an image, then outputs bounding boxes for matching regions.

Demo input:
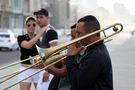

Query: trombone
[0,23,123,90]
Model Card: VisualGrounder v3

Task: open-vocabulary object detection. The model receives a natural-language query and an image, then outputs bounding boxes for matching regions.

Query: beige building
[0,0,71,35]
[0,0,23,35]
[47,0,69,29]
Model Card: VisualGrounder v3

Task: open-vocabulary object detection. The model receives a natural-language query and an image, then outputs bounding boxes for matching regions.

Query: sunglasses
[27,24,36,27]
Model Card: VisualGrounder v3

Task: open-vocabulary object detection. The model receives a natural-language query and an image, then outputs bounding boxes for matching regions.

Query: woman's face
[26,20,36,34]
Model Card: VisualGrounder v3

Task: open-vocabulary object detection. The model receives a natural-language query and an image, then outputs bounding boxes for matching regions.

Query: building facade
[0,0,71,35]
[0,0,23,35]
[47,0,69,29]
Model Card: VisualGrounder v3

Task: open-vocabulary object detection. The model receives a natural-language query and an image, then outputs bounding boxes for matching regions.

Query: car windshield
[0,34,10,38]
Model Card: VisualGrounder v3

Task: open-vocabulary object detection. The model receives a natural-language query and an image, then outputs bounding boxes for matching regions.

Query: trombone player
[46,23,79,90]
[66,15,113,90]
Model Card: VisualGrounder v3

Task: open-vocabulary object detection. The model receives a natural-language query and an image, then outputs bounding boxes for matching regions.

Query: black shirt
[66,41,113,90]
[37,26,58,48]
[17,34,38,64]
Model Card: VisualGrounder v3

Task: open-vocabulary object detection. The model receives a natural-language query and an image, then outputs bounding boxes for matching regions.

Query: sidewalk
[108,34,135,90]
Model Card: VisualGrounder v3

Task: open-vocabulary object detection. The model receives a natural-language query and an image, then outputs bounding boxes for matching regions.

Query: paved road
[110,35,135,90]
[0,32,135,90]
[0,50,20,65]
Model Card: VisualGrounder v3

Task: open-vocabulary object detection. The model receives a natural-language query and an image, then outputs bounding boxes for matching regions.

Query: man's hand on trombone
[67,43,82,56]
[31,56,45,68]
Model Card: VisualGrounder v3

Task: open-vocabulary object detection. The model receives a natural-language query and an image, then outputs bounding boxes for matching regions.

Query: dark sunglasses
[27,24,36,27]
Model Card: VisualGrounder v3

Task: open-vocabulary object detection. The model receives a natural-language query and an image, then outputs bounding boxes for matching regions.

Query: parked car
[0,31,19,51]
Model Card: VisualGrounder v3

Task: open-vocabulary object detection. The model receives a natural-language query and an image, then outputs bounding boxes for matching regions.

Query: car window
[0,34,10,38]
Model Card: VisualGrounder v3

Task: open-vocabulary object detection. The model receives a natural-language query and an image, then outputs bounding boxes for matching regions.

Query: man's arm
[20,26,46,49]
[45,29,68,76]
[47,61,68,77]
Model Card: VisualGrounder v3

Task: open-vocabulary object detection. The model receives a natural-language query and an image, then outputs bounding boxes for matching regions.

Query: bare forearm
[21,32,42,49]
[47,65,67,77]
[21,26,46,49]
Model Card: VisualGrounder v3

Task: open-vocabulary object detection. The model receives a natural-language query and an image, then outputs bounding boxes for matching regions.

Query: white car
[0,31,19,51]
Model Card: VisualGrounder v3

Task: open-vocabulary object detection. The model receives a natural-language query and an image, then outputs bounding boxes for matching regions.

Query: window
[0,34,10,38]
[11,0,22,11]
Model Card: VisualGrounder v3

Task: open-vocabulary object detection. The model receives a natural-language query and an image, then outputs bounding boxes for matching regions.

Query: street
[0,32,135,90]
[109,35,135,90]
[0,50,20,66]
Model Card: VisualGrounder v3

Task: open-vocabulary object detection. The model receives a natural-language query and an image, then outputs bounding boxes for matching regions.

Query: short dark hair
[33,8,49,17]
[78,15,100,36]
[70,24,76,29]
